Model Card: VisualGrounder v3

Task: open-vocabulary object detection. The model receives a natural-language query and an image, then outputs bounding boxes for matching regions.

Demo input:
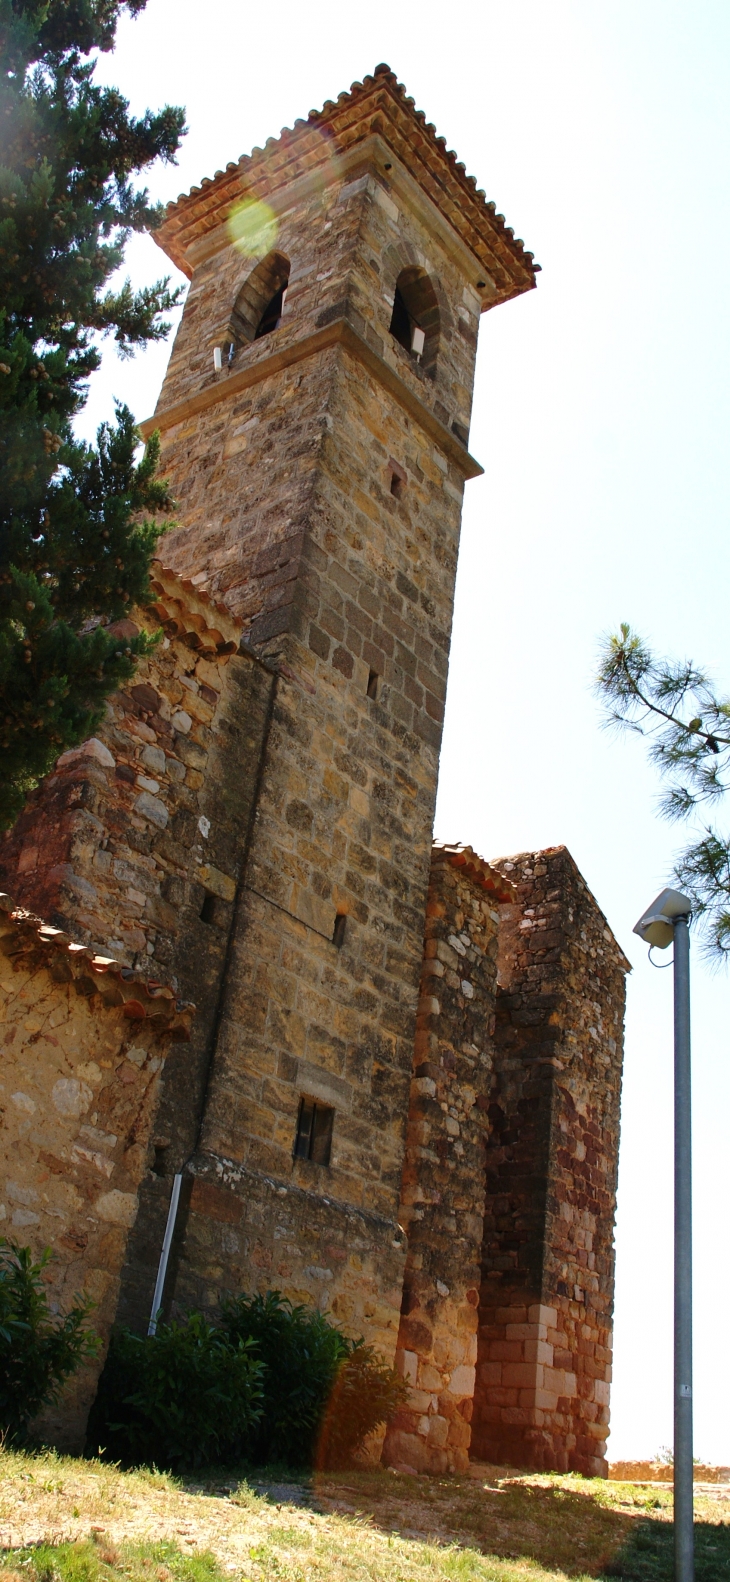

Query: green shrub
[220,1290,406,1469]
[87,1313,264,1469]
[220,1290,349,1466]
[90,1292,405,1472]
[0,1239,99,1444]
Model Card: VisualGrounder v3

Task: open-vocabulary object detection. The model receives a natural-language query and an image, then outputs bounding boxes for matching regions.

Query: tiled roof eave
[0,895,195,1039]
[153,65,537,300]
[433,842,516,904]
[145,559,242,657]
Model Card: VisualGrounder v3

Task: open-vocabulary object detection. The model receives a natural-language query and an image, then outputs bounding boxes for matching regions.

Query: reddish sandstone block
[503,1362,542,1389]
[528,1389,559,1413]
[495,1306,528,1325]
[523,1339,554,1365]
[502,1406,531,1426]
[489,1340,523,1362]
[482,1386,519,1408]
[528,1304,558,1328]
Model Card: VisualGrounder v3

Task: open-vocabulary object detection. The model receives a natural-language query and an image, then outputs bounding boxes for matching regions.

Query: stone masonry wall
[0,566,270,976]
[0,897,191,1450]
[471,847,628,1476]
[171,1160,407,1366]
[382,846,511,1474]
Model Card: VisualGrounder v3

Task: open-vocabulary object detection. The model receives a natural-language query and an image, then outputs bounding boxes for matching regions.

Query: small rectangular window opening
[294,1096,334,1165]
[388,459,407,499]
[200,891,221,927]
[366,669,379,701]
[333,911,347,948]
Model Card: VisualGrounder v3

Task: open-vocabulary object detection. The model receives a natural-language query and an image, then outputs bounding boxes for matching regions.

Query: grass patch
[0,1447,729,1581]
[0,1539,223,1582]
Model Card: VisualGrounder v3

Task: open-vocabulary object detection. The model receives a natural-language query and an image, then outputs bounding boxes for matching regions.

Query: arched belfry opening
[389,267,440,374]
[228,250,291,349]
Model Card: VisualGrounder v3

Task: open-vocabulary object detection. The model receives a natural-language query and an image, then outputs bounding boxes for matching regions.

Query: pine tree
[597,624,730,959]
[0,1,186,828]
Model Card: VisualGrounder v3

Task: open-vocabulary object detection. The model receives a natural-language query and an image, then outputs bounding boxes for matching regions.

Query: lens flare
[227,198,279,257]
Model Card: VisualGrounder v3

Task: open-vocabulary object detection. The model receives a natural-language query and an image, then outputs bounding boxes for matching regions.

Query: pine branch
[596,623,730,961]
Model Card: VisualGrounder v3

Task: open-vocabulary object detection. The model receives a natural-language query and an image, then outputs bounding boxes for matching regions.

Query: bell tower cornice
[139,315,485,479]
[152,64,538,310]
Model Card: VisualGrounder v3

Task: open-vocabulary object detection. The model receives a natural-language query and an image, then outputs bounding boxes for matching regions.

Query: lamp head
[633,887,692,949]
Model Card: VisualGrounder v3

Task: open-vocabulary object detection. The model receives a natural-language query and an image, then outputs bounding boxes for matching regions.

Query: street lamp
[633,887,694,1582]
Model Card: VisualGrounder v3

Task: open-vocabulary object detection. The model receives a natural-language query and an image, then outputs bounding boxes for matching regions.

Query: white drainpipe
[148,1172,182,1335]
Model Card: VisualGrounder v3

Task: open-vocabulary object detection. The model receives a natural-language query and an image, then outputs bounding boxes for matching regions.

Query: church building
[0,66,628,1477]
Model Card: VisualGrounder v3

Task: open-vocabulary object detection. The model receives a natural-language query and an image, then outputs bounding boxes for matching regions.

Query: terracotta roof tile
[433,842,516,903]
[144,559,242,656]
[0,895,195,1039]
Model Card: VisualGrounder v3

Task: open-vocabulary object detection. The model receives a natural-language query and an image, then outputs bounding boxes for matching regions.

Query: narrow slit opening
[366,669,379,700]
[333,913,347,949]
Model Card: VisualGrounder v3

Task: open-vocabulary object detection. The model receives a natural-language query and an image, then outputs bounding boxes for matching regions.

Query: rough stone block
[449,1364,476,1397]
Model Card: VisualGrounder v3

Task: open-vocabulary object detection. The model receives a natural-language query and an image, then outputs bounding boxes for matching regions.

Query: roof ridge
[306,65,535,270]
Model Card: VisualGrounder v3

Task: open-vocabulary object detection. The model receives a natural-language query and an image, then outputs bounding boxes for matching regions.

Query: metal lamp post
[633,888,694,1582]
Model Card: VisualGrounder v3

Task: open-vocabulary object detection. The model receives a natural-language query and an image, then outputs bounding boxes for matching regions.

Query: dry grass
[1,1447,730,1580]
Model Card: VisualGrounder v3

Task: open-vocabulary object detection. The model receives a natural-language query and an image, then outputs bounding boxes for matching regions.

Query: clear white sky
[83,0,730,1462]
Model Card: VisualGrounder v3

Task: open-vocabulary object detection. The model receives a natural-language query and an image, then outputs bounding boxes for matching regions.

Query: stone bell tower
[117,65,538,1356]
